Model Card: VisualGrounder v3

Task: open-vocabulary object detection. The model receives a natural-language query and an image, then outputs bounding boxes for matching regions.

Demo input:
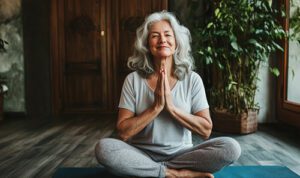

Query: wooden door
[277,0,300,128]
[51,0,112,116]
[50,0,168,117]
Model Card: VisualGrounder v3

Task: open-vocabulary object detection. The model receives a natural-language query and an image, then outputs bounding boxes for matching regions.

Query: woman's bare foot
[166,168,214,178]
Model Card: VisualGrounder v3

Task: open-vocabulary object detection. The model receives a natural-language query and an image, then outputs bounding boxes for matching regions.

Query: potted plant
[192,0,285,133]
[0,38,9,121]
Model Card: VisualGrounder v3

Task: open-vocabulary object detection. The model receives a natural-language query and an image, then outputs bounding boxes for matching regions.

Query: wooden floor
[0,118,299,177]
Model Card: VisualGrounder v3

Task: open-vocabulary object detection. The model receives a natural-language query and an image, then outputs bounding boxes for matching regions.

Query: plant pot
[211,109,258,134]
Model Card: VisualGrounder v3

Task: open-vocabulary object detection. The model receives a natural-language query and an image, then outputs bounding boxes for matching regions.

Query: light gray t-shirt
[118,71,209,155]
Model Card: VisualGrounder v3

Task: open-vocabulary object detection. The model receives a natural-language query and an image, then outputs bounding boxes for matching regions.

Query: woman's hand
[153,67,165,112]
[162,67,175,112]
[152,61,176,114]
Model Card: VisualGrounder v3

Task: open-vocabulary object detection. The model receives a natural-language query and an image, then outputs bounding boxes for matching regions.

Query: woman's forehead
[149,20,173,32]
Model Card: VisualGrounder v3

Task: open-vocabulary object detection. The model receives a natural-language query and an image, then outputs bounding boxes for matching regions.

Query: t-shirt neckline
[142,77,179,93]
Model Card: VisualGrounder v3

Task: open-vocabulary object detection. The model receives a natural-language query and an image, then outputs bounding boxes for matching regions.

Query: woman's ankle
[165,168,214,178]
[165,168,178,177]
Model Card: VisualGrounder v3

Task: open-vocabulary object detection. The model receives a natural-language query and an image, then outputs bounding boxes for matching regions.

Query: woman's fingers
[160,68,165,96]
[163,68,170,91]
[159,68,165,107]
[152,68,165,111]
[162,67,174,112]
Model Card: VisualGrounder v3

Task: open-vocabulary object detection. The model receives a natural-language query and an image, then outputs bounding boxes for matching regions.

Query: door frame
[277,0,300,128]
[50,0,61,117]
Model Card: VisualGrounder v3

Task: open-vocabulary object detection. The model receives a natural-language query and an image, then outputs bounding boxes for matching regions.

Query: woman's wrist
[167,104,176,115]
[151,103,163,114]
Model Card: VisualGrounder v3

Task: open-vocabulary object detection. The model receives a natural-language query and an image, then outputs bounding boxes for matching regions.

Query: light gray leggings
[95,137,241,177]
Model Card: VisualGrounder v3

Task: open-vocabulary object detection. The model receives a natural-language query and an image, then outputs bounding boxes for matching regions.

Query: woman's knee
[218,137,241,162]
[94,138,116,164]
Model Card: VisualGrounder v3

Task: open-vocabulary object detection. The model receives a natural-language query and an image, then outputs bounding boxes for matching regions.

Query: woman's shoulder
[124,71,144,84]
[185,71,203,82]
[126,71,142,79]
[179,71,203,89]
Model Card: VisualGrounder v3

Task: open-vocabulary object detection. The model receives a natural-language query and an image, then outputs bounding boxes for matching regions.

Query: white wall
[287,40,300,103]
[255,63,277,123]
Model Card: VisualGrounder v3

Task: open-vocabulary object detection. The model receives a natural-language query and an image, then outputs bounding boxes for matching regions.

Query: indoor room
[0,0,299,177]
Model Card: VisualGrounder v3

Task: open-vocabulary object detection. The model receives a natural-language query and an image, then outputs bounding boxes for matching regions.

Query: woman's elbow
[202,129,212,140]
[116,126,130,141]
[200,123,213,140]
[118,132,130,141]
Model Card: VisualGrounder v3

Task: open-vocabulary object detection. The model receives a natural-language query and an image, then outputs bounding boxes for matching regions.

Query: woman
[95,11,241,178]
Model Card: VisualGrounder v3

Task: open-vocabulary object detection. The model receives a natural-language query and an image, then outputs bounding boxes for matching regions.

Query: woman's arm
[168,108,213,139]
[117,106,161,141]
[117,70,165,141]
[163,69,212,139]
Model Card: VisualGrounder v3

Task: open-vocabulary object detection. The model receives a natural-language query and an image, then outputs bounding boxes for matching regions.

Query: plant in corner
[0,37,9,121]
[0,38,9,94]
[193,0,285,133]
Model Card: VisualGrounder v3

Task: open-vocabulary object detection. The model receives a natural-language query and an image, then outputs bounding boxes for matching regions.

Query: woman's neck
[153,56,174,77]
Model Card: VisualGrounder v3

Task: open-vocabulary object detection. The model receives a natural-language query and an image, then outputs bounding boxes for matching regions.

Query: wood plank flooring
[0,118,299,177]
[210,125,300,175]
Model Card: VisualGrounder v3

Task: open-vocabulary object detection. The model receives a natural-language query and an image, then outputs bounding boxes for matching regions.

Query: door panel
[63,0,107,112]
[51,0,110,115]
[66,0,107,112]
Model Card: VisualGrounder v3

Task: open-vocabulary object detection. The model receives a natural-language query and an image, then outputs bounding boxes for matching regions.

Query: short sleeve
[191,73,209,113]
[118,74,136,113]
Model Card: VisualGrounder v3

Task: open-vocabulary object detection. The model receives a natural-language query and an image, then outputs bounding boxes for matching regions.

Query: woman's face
[148,20,176,59]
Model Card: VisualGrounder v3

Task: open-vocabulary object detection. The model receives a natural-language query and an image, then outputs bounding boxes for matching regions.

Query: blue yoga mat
[53,166,300,178]
[214,166,300,178]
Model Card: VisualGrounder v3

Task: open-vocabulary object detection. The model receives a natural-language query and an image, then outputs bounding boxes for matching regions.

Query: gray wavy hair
[127,10,195,80]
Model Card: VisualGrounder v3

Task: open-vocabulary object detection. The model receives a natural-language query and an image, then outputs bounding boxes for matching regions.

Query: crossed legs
[95,137,241,177]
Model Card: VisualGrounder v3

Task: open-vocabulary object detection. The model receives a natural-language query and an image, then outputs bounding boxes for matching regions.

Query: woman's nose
[159,36,166,43]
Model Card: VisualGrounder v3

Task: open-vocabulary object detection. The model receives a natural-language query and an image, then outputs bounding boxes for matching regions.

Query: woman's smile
[157,45,169,48]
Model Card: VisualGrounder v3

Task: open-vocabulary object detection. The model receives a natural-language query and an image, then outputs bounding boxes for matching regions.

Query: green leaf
[270,67,280,77]
[254,42,263,49]
[272,42,284,51]
[227,82,237,90]
[217,61,224,69]
[231,41,239,51]
[215,8,220,17]
[248,39,258,44]
[205,57,213,64]
[207,22,213,29]
[230,34,237,41]
[255,29,264,34]
[228,83,232,90]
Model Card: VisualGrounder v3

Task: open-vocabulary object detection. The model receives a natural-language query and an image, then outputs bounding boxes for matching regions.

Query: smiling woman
[94,11,241,178]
